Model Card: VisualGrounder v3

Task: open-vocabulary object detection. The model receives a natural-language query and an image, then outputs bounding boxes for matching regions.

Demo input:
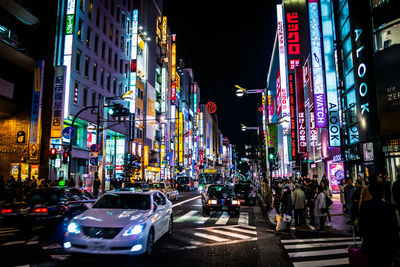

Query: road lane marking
[284,241,361,250]
[215,212,230,225]
[281,237,358,244]
[194,215,209,224]
[293,258,349,267]
[288,248,348,258]
[203,228,251,239]
[227,227,257,235]
[238,212,249,225]
[193,232,229,242]
[0,229,20,234]
[174,210,199,223]
[161,237,257,252]
[1,240,26,246]
[172,196,201,208]
[236,225,256,230]
[26,241,40,245]
[42,243,62,250]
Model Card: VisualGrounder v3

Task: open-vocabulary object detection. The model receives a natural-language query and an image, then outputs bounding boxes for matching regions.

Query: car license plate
[222,206,228,210]
[89,241,106,251]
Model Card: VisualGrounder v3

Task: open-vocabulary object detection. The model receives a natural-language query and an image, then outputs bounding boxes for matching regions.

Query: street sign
[90,144,98,152]
[89,165,98,172]
[89,157,98,165]
[89,152,98,158]
[62,127,75,140]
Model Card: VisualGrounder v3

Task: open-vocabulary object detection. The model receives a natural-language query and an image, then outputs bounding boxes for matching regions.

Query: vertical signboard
[171,34,176,101]
[349,0,377,142]
[29,61,45,161]
[179,111,184,164]
[63,0,76,119]
[276,70,282,116]
[277,4,290,118]
[321,0,340,146]
[267,124,278,151]
[289,74,297,159]
[51,66,66,138]
[295,66,307,153]
[308,0,327,128]
[129,9,139,115]
[144,145,149,166]
[161,67,167,113]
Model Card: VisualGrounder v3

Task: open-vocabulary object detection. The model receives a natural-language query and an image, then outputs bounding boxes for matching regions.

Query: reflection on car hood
[76,208,151,227]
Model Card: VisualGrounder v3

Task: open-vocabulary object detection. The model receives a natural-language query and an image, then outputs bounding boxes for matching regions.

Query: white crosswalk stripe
[215,212,230,225]
[174,210,199,223]
[238,212,249,225]
[281,236,362,267]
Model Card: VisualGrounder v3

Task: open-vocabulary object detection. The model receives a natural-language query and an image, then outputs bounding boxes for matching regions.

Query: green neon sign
[65,14,75,35]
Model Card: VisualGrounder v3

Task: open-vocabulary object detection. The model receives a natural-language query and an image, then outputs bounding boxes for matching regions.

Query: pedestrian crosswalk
[173,209,251,226]
[0,227,20,238]
[281,236,362,267]
[160,224,258,252]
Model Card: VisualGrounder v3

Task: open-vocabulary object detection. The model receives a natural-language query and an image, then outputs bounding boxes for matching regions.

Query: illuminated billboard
[171,34,176,101]
[308,0,327,128]
[129,9,139,114]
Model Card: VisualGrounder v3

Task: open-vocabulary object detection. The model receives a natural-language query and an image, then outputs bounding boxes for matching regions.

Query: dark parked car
[1,187,95,229]
[201,184,240,216]
[176,176,194,191]
[234,182,257,206]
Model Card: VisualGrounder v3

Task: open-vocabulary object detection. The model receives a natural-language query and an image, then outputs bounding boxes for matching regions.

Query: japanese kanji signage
[295,66,307,153]
[289,74,297,158]
[51,66,66,138]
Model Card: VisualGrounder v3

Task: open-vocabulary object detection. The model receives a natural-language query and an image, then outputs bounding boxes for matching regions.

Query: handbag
[283,214,292,223]
[325,195,333,207]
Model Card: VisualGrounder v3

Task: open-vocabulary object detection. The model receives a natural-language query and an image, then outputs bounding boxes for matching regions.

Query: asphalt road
[0,191,291,267]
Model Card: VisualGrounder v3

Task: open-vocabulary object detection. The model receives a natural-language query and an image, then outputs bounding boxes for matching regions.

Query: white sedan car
[63,189,173,256]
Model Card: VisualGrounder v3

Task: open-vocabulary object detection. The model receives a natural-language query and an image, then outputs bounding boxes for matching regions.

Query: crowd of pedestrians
[272,173,400,266]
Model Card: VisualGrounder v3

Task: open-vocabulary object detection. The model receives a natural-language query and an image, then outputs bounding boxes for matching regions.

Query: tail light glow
[1,209,12,214]
[33,208,48,213]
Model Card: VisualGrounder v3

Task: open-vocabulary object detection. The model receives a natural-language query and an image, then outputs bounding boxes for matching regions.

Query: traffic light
[268,147,275,161]
[62,149,69,164]
[49,148,57,160]
[108,104,129,117]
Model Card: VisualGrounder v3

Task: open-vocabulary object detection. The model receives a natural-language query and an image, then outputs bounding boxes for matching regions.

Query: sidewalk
[260,193,353,234]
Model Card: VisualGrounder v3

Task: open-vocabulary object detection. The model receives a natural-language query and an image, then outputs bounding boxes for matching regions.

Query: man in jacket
[344,178,354,222]
[292,183,306,226]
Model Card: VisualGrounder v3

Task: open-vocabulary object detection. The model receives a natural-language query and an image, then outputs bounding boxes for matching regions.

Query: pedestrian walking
[359,182,399,267]
[292,183,306,226]
[314,185,327,231]
[351,180,363,226]
[344,177,355,222]
[322,180,333,227]
[392,174,400,213]
[306,184,316,226]
[93,176,101,198]
[339,178,346,211]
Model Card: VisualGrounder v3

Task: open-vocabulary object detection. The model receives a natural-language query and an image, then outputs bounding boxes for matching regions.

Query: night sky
[164,1,278,155]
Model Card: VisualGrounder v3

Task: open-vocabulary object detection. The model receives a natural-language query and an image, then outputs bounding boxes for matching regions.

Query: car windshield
[148,183,165,189]
[26,189,62,205]
[208,186,234,198]
[131,183,145,188]
[234,183,251,193]
[93,194,151,210]
[177,177,190,184]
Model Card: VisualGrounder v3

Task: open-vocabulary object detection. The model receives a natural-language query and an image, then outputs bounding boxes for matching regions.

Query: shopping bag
[276,214,288,232]
[348,226,369,267]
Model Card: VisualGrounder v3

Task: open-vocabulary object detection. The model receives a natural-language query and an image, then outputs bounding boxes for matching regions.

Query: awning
[0,0,39,26]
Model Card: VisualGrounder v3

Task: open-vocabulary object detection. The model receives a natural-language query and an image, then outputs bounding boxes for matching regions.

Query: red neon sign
[287,12,300,55]
[206,102,217,114]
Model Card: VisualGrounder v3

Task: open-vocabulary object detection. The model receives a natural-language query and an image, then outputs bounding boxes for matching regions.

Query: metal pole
[67,105,98,183]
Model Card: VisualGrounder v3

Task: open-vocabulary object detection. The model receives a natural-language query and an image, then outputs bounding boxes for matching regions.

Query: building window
[121,12,125,29]
[101,42,106,60]
[92,92,96,106]
[92,62,97,82]
[80,0,85,11]
[125,63,128,78]
[75,49,81,72]
[115,30,119,46]
[109,23,113,41]
[83,87,88,107]
[119,82,122,96]
[119,59,123,74]
[103,16,107,34]
[116,6,120,22]
[108,48,112,65]
[100,67,104,86]
[114,53,118,70]
[96,8,100,27]
[374,21,400,52]
[84,56,89,77]
[104,0,108,8]
[74,83,79,105]
[94,34,99,54]
[126,41,129,56]
[86,26,91,48]
[107,73,111,91]
[111,0,115,16]
[88,0,93,19]
[120,36,124,51]
[113,77,117,94]
[78,19,83,41]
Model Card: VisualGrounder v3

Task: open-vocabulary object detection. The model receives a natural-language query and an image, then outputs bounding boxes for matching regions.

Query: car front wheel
[145,230,154,256]
[167,216,173,236]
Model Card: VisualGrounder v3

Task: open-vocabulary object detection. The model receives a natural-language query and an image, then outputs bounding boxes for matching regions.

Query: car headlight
[198,186,203,191]
[232,200,240,205]
[67,222,80,234]
[123,224,145,236]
